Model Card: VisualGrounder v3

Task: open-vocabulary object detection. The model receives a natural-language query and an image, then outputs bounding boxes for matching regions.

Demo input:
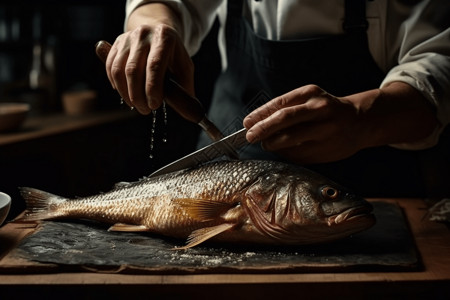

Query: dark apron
[197,0,434,197]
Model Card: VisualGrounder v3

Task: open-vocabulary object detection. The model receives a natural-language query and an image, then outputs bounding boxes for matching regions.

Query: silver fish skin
[18,160,375,249]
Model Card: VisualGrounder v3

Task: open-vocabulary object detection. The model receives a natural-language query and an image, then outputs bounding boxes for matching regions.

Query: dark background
[0,0,220,111]
[0,1,125,108]
[0,0,221,219]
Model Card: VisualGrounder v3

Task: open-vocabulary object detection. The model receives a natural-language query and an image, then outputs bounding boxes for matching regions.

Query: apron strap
[343,0,369,33]
[227,0,245,19]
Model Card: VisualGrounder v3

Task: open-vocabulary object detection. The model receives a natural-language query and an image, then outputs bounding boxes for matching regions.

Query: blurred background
[0,0,220,219]
[0,0,125,110]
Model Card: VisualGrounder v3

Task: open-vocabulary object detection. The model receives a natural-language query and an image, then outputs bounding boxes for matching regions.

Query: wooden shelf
[0,109,138,146]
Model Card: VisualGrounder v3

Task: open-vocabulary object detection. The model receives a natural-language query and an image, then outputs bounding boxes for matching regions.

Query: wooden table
[0,198,449,299]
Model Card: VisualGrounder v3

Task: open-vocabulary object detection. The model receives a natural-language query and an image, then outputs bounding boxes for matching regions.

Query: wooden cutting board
[0,201,419,274]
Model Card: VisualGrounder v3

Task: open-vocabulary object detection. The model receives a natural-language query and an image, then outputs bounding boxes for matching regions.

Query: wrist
[127,3,184,40]
[346,82,438,149]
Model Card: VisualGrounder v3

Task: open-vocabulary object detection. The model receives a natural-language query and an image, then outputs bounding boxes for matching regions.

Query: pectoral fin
[176,198,235,222]
[174,223,235,250]
[108,223,150,232]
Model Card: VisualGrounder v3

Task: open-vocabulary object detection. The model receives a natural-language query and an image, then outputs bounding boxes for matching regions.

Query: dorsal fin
[113,182,132,189]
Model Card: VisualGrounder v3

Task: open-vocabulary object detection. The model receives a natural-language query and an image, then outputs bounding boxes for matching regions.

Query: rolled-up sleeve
[382,0,450,149]
[125,0,222,56]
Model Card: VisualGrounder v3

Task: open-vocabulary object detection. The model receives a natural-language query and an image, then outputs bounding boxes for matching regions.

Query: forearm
[349,81,439,149]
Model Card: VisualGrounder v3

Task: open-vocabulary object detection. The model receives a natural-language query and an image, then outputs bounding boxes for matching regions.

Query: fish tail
[17,187,67,221]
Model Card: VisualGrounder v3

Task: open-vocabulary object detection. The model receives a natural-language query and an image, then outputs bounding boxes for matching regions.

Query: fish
[17,160,375,250]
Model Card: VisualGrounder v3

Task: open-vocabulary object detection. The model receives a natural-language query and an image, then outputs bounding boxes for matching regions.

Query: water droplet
[163,101,168,126]
[149,109,157,159]
[162,101,168,143]
[149,102,169,158]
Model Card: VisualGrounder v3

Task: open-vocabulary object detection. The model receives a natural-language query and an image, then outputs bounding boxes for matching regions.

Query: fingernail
[242,116,251,129]
[246,130,256,143]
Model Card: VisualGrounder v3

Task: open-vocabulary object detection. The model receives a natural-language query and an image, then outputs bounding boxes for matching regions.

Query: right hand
[105,6,194,114]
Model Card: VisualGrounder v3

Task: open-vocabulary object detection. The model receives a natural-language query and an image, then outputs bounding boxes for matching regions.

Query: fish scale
[17,160,375,249]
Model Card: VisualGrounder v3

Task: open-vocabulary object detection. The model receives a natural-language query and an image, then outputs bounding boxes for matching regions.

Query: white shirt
[126,0,450,149]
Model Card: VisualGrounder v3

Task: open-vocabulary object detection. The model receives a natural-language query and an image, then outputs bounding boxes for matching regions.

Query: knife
[95,40,238,159]
[149,128,248,177]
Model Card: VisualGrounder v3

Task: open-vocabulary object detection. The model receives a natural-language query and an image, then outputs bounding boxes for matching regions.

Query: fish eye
[321,186,339,199]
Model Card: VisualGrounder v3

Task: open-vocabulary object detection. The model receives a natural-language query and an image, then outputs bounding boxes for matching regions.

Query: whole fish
[18,160,375,249]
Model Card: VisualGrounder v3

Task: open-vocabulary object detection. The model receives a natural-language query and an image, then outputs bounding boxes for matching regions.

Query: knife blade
[149,128,248,177]
[94,40,238,159]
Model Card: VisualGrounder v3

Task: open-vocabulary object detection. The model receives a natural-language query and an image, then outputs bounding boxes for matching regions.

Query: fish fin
[243,196,291,241]
[16,187,66,222]
[174,223,235,250]
[114,181,132,189]
[108,223,150,232]
[177,198,234,222]
[113,178,145,190]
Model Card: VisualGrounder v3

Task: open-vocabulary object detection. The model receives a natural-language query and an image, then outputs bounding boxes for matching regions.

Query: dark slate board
[13,202,420,274]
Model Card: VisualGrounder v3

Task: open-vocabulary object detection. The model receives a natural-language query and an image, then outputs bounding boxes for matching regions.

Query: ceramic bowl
[0,192,11,226]
[62,90,98,115]
[0,102,30,132]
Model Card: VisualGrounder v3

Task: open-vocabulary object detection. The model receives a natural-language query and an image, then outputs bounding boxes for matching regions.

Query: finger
[125,41,152,114]
[246,104,318,144]
[105,43,119,90]
[170,42,195,96]
[243,94,287,130]
[261,116,354,152]
[145,25,174,110]
[259,120,338,152]
[260,123,314,152]
[108,42,134,108]
[244,85,323,129]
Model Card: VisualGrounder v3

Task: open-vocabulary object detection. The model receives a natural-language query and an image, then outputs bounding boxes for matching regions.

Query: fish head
[315,184,375,238]
[245,165,375,244]
[288,169,375,243]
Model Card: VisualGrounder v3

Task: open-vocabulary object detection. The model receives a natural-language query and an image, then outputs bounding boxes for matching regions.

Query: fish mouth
[328,205,374,226]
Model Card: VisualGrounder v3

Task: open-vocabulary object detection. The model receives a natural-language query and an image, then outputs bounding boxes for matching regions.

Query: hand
[105,4,194,114]
[243,85,366,164]
[243,82,438,164]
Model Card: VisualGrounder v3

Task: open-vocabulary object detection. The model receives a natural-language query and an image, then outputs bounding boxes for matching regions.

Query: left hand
[243,82,438,164]
[243,85,368,164]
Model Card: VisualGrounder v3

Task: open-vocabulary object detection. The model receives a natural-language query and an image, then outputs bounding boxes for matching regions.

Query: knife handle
[94,40,206,124]
[163,77,205,124]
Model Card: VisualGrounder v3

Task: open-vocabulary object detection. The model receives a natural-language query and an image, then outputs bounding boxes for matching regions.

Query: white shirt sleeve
[125,0,222,56]
[381,0,450,149]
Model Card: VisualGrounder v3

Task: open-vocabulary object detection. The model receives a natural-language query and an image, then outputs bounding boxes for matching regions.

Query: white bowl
[0,102,30,132]
[0,192,11,226]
